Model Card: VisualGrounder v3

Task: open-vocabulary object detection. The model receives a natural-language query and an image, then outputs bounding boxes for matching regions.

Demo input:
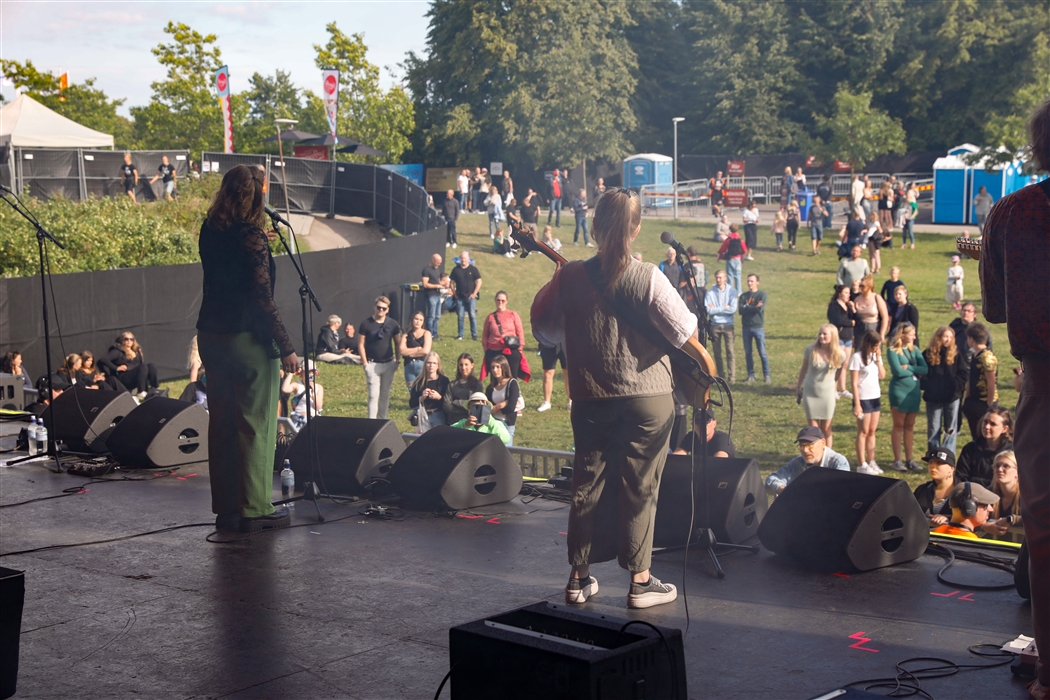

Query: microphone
[264,205,292,228]
[660,230,688,259]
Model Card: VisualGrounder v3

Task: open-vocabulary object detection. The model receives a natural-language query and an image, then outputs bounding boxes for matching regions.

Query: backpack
[726,236,744,258]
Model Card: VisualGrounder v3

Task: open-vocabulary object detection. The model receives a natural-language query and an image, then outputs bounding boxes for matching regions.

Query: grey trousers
[568,394,674,572]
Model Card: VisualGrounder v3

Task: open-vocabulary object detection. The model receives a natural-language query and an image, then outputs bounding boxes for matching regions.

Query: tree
[236,70,328,154]
[809,87,906,172]
[0,59,133,147]
[314,23,415,162]
[130,22,225,159]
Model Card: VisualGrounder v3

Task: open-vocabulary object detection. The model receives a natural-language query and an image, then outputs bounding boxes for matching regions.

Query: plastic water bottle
[281,459,295,507]
[26,418,38,456]
[36,420,47,455]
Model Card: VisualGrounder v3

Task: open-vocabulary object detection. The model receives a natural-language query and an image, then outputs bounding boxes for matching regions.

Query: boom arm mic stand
[1,185,65,473]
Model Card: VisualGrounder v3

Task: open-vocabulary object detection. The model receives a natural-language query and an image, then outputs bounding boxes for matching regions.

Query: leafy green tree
[235,70,328,154]
[970,42,1050,169]
[130,22,225,159]
[314,23,414,162]
[0,59,133,146]
[809,87,906,172]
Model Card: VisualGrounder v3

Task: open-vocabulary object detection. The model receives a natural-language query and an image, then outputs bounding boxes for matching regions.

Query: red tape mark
[558,531,568,535]
[185,473,197,478]
[931,590,960,597]
[176,477,186,480]
[958,592,975,602]
[848,632,879,652]
[487,517,501,525]
[832,573,851,578]
[456,514,483,519]
[77,488,89,494]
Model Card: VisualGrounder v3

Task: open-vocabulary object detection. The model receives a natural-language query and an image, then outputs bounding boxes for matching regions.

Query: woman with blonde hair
[102,331,159,399]
[853,274,888,339]
[982,450,1022,536]
[796,323,844,446]
[532,187,710,610]
[409,351,449,427]
[772,208,787,252]
[887,322,928,472]
[922,326,967,454]
[484,184,503,239]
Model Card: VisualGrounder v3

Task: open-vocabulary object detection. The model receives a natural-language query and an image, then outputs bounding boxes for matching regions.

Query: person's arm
[281,374,296,395]
[851,366,863,418]
[489,415,512,445]
[357,332,368,365]
[887,349,911,378]
[422,330,433,356]
[512,311,525,347]
[189,359,201,383]
[796,348,810,399]
[313,384,324,413]
[133,167,138,185]
[398,333,410,358]
[911,347,928,377]
[765,460,798,495]
[725,289,738,315]
[238,226,297,369]
[836,261,847,286]
[984,367,997,406]
[409,383,423,409]
[875,295,889,339]
[704,288,718,313]
[717,239,730,258]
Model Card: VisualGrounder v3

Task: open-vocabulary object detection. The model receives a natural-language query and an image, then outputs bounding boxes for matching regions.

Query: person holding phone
[450,392,511,445]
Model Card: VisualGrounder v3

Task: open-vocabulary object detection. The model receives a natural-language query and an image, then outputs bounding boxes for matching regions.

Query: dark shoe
[240,507,291,533]
[627,575,677,609]
[565,576,599,604]
[215,514,240,532]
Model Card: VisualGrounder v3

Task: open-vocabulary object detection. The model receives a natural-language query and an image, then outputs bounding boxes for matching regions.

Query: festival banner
[214,65,234,153]
[322,69,340,139]
[726,160,745,177]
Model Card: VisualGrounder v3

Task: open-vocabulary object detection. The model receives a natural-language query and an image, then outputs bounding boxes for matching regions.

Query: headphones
[959,481,978,518]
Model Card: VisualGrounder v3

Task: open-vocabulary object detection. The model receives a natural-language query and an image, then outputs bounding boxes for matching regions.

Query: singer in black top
[196,164,299,533]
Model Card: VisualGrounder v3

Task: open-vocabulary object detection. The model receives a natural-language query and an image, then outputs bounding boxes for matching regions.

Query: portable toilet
[623,153,673,190]
[932,145,975,224]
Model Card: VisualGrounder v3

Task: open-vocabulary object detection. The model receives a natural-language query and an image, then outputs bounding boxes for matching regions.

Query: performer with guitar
[528,187,717,609]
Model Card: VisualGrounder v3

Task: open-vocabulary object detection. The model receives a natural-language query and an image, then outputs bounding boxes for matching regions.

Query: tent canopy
[0,93,115,148]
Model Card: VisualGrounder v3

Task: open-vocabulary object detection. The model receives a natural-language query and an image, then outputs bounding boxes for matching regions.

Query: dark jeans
[117,362,158,393]
[573,215,589,244]
[446,220,457,245]
[961,396,992,441]
[547,197,562,226]
[484,347,522,379]
[742,326,769,379]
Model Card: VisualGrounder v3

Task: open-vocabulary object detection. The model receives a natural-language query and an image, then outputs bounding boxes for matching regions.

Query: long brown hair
[206,164,266,231]
[925,325,957,366]
[592,188,641,287]
[116,331,142,361]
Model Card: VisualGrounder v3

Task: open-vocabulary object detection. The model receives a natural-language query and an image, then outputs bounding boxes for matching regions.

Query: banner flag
[322,69,339,140]
[214,65,234,153]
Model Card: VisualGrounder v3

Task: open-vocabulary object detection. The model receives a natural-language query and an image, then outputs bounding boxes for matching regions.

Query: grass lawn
[163,211,1015,489]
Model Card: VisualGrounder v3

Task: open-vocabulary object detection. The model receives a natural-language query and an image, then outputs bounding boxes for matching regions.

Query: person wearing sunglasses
[358,295,402,419]
[196,164,299,534]
[102,332,158,399]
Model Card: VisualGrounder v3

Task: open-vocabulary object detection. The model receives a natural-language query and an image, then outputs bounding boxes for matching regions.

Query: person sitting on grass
[672,408,736,458]
[931,482,998,539]
[981,450,1022,537]
[316,315,359,365]
[281,361,323,431]
[765,426,850,495]
[450,392,511,445]
[955,406,1013,488]
[912,447,957,525]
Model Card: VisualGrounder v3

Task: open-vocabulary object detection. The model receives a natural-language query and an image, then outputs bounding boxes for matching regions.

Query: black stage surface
[0,452,1036,699]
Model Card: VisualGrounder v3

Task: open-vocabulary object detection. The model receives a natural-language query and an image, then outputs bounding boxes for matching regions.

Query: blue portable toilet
[932,146,974,224]
[623,153,673,190]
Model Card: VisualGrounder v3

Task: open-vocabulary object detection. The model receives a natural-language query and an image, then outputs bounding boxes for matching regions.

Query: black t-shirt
[158,163,176,182]
[520,200,539,224]
[422,264,443,298]
[677,429,736,458]
[845,219,866,245]
[817,183,832,202]
[338,333,357,350]
[449,264,481,300]
[120,163,137,182]
[359,317,401,362]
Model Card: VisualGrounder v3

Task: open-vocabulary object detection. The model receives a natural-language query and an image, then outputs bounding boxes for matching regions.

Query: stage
[0,452,1036,699]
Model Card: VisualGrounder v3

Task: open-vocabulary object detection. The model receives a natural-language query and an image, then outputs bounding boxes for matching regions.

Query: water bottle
[26,418,38,456]
[281,459,295,507]
[37,420,48,455]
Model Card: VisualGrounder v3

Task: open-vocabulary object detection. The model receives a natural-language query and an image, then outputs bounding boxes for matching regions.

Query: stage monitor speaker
[388,425,523,510]
[107,397,208,468]
[654,455,767,547]
[757,467,930,572]
[47,387,138,453]
[448,601,686,700]
[282,416,406,495]
[0,375,25,412]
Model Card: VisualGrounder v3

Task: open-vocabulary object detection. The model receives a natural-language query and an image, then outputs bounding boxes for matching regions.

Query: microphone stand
[267,215,325,522]
[1,186,65,473]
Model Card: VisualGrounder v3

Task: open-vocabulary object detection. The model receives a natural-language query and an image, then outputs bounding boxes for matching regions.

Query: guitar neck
[506,214,568,267]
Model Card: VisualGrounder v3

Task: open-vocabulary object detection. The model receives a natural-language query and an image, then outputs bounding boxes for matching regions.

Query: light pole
[672,117,685,220]
[274,118,298,253]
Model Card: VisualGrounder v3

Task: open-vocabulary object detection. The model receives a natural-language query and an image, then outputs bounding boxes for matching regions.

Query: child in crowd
[946,255,964,310]
[492,227,512,257]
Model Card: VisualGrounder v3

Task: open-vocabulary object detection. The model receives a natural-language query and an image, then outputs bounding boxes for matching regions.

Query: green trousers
[567,394,674,573]
[198,332,279,519]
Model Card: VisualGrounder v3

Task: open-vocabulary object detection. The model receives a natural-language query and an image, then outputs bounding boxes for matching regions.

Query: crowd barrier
[3,148,191,202]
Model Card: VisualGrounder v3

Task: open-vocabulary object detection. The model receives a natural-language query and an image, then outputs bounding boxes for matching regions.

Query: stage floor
[0,453,1036,699]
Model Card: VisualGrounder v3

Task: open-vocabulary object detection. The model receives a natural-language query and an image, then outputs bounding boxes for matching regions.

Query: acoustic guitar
[956,236,981,261]
[506,214,718,408]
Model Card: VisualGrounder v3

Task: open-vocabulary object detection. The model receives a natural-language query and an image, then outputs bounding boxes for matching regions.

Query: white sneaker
[567,400,572,410]
[452,244,457,249]
[445,242,451,248]
[869,460,883,474]
[627,575,677,609]
[537,401,552,413]
[586,242,594,248]
[565,576,598,604]
[505,252,514,258]
[857,462,877,475]
[837,390,853,399]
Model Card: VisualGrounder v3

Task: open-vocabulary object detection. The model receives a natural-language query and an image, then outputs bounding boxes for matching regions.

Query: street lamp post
[274,118,298,253]
[672,117,685,220]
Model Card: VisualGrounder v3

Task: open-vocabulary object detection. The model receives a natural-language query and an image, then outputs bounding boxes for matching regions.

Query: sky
[0,1,431,114]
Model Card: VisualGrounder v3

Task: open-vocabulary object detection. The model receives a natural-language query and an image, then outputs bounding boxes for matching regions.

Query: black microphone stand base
[660,529,759,580]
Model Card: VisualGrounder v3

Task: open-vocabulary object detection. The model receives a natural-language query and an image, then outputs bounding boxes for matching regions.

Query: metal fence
[5,148,190,201]
[201,152,443,236]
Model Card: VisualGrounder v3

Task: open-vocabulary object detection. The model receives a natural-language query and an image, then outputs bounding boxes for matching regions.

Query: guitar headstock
[506,213,567,267]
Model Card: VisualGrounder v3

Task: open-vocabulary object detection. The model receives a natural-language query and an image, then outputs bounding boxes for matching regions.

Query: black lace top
[196,219,295,357]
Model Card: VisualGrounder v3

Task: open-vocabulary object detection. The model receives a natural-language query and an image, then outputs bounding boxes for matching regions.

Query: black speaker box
[0,375,24,412]
[107,397,208,468]
[757,467,930,572]
[47,386,138,453]
[388,425,523,510]
[282,417,406,495]
[654,455,767,547]
[0,568,24,700]
[448,601,686,700]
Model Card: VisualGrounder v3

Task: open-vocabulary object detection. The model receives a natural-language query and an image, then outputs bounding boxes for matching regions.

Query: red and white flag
[214,65,234,153]
[322,69,339,140]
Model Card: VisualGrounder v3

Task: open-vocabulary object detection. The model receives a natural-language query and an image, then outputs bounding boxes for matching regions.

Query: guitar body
[508,214,718,408]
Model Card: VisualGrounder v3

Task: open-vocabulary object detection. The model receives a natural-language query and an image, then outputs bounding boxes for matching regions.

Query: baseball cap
[468,392,489,404]
[923,447,956,468]
[693,408,715,425]
[951,254,961,262]
[795,426,825,444]
[949,481,1000,508]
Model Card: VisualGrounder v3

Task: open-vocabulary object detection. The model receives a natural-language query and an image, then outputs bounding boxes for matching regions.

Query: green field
[163,211,1015,488]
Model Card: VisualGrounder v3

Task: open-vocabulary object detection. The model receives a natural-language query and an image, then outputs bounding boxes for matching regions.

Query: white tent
[0,93,114,148]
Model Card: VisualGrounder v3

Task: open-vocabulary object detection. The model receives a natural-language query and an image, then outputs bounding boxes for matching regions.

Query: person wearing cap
[931,481,999,539]
[946,255,965,310]
[280,361,323,432]
[673,409,736,458]
[24,373,70,415]
[765,426,850,495]
[912,447,958,525]
[450,392,511,445]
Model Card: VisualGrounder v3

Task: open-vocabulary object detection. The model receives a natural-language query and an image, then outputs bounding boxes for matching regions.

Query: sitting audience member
[409,352,450,427]
[179,336,207,406]
[912,447,957,525]
[337,323,362,363]
[316,315,358,364]
[765,426,850,495]
[1,350,32,390]
[955,407,1013,488]
[673,409,736,458]
[542,224,562,253]
[57,353,84,387]
[981,450,1022,536]
[25,373,69,415]
[443,352,484,425]
[450,392,511,445]
[101,331,159,400]
[281,362,323,431]
[486,355,520,446]
[931,481,999,539]
[493,227,513,257]
[77,350,123,391]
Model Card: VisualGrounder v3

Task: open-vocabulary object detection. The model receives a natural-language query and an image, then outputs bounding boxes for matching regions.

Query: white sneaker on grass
[869,460,883,474]
[537,401,551,413]
[857,462,878,475]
